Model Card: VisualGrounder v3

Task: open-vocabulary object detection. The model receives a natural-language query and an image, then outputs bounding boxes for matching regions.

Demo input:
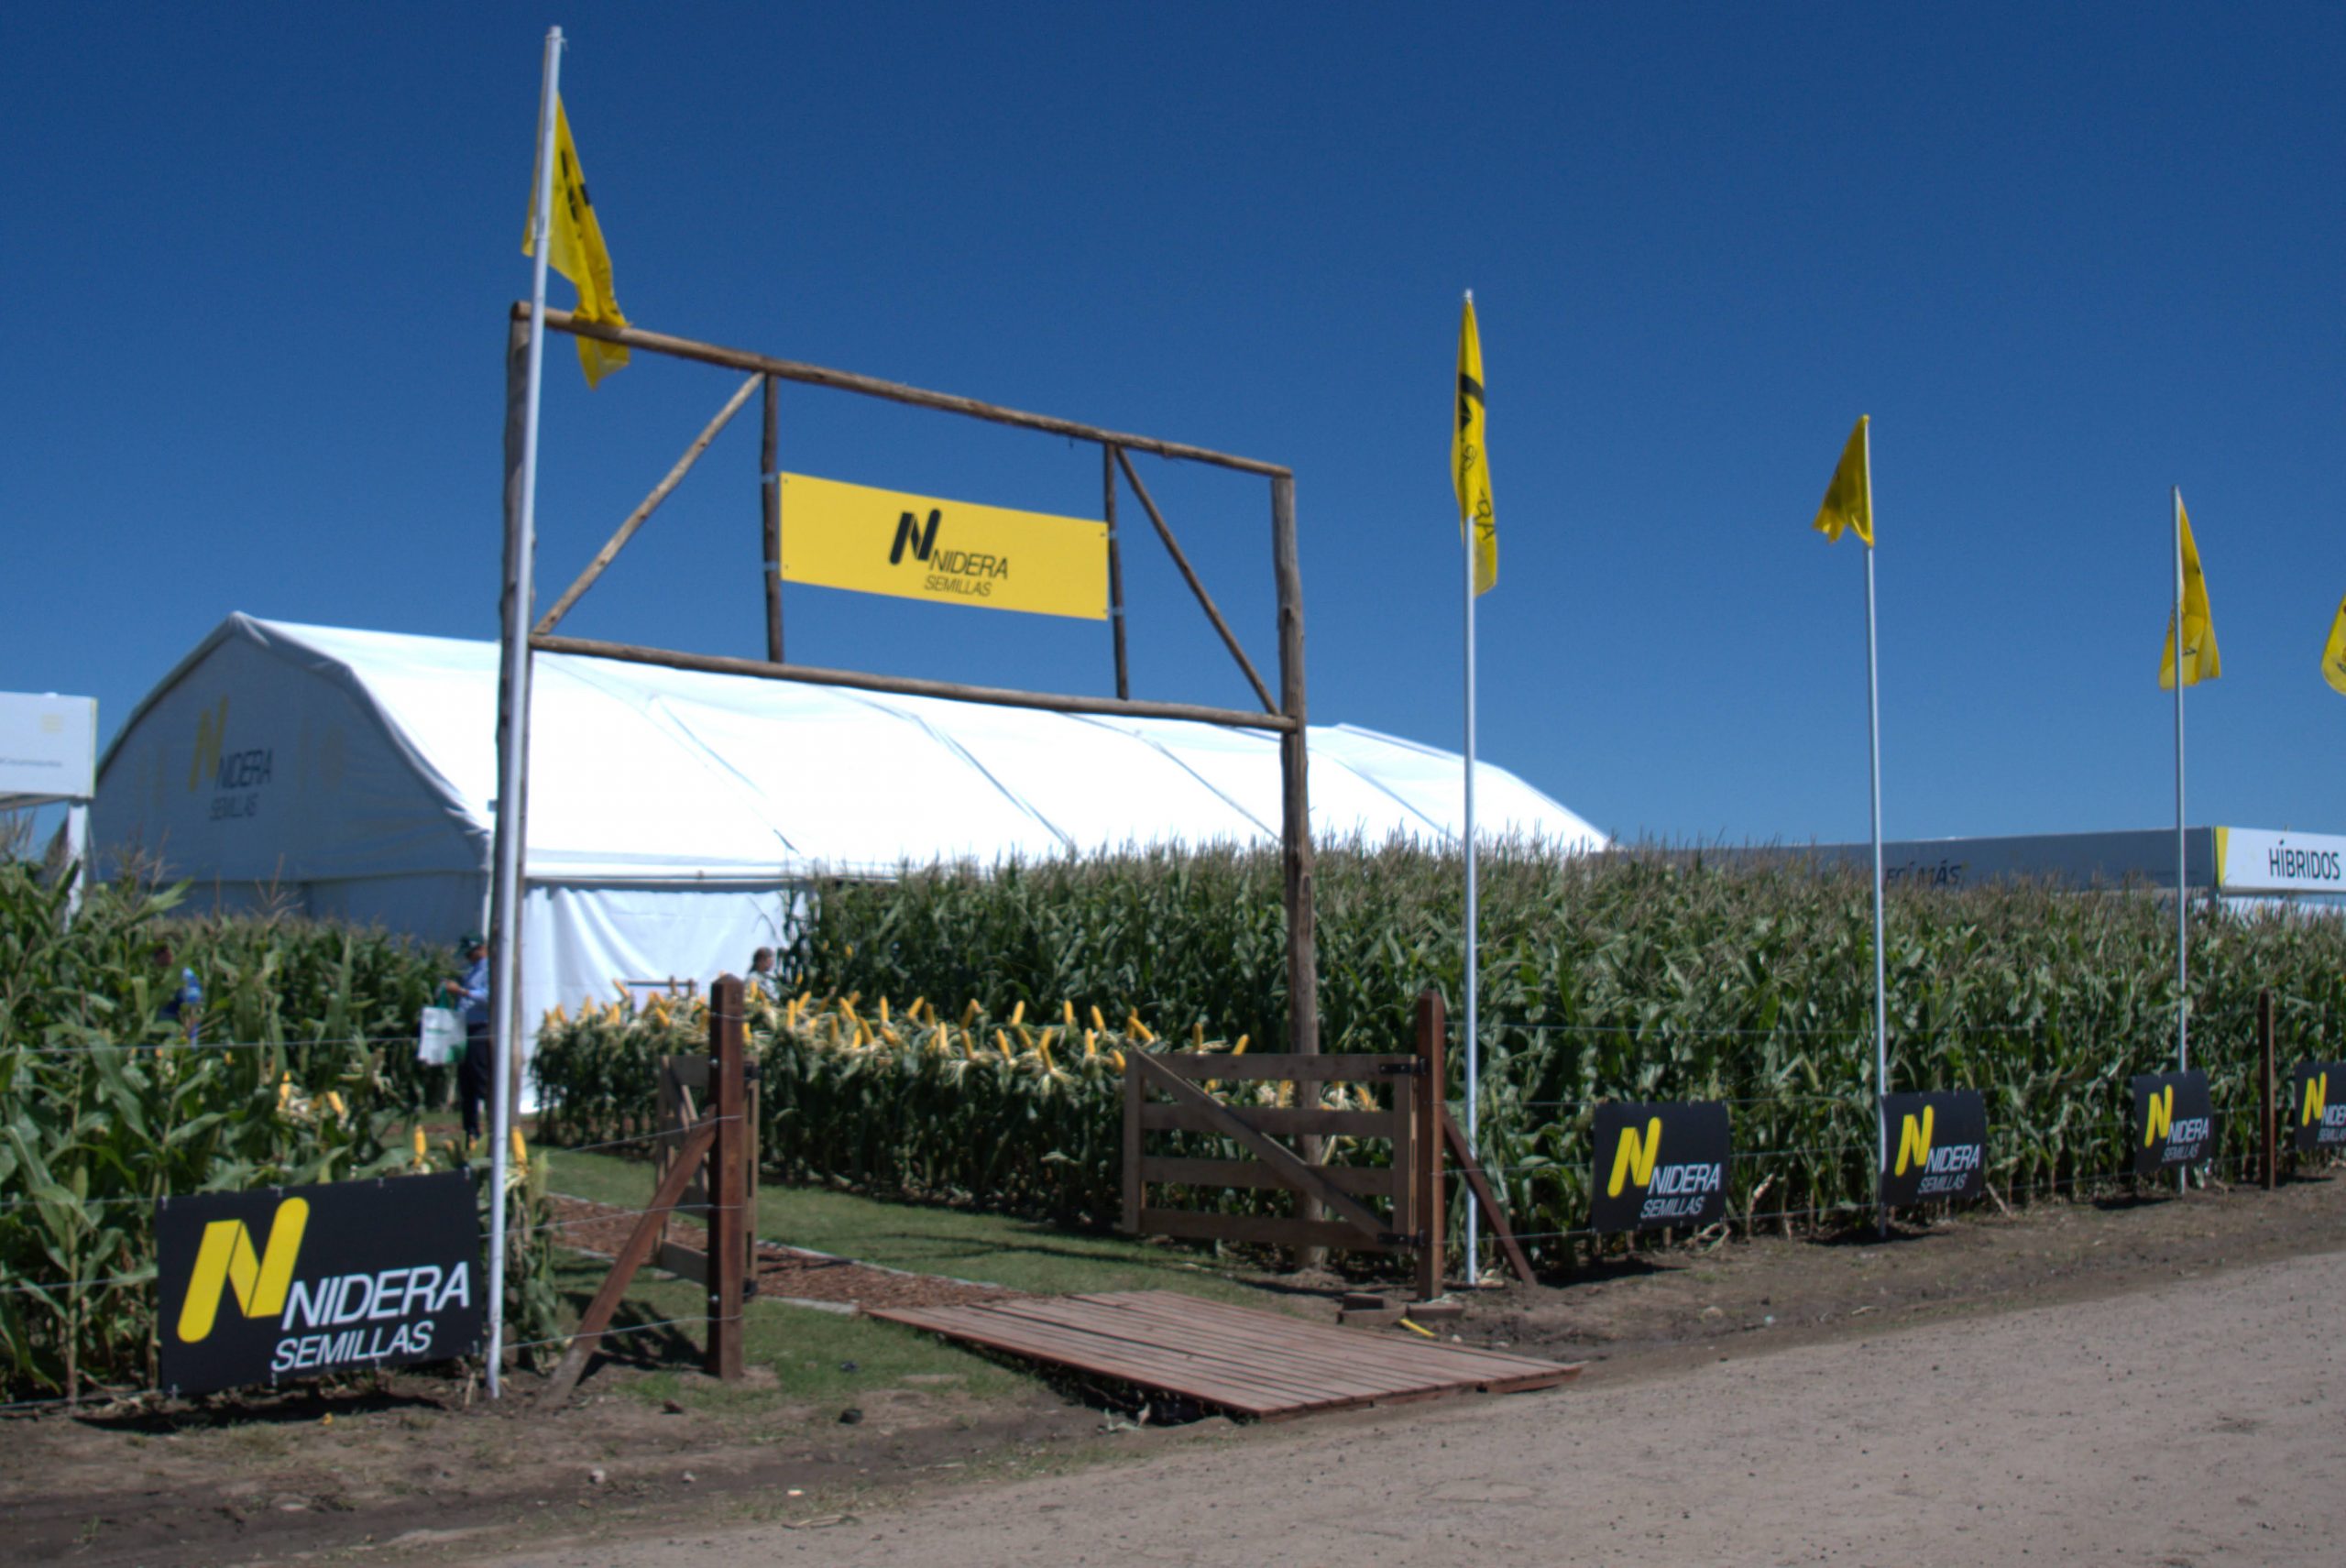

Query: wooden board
[872,1288,1578,1420]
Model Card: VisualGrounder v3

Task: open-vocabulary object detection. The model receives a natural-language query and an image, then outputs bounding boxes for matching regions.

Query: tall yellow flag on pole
[2159,501,2220,689]
[1453,296,1497,595]
[2322,592,2346,696]
[1812,416,1873,546]
[523,96,630,387]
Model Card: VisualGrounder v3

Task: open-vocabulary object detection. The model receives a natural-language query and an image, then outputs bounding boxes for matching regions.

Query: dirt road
[478,1247,2346,1568]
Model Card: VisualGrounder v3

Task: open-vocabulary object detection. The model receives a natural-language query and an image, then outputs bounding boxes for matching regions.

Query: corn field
[745,841,2346,1251]
[0,861,562,1400]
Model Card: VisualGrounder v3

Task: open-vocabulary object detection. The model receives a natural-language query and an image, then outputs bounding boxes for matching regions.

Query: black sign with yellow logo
[1877,1090,1988,1207]
[1587,1101,1732,1234]
[2129,1070,2216,1177]
[157,1171,483,1397]
[2288,1061,2346,1155]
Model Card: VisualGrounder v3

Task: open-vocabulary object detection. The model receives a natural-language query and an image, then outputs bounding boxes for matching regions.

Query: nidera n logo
[188,697,228,792]
[889,510,943,565]
[1606,1117,1663,1198]
[1893,1104,1935,1177]
[2143,1085,2175,1148]
[176,1198,308,1343]
[2304,1072,2330,1130]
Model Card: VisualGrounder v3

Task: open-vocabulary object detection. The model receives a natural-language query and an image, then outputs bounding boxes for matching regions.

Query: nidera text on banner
[1877,1090,1988,1207]
[1452,296,1497,595]
[778,472,1108,620]
[2130,1070,2216,1177]
[2289,1061,2346,1155]
[2159,500,2220,689]
[1586,1101,1731,1234]
[1812,415,1873,547]
[522,95,629,387]
[157,1171,485,1397]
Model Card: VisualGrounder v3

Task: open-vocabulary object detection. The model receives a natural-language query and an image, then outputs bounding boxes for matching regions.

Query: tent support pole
[762,377,783,663]
[1271,471,1321,1266]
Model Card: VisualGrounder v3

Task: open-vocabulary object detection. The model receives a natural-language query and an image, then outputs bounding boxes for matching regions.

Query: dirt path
[475,1246,2346,1567]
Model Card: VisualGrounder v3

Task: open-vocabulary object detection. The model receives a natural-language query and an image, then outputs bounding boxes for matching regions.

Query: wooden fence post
[706,974,747,1382]
[1414,989,1446,1303]
[2258,986,2277,1190]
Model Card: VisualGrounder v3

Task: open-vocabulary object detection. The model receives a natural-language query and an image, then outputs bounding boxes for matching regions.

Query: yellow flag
[2159,499,2220,689]
[1453,295,1497,596]
[2321,593,2346,696]
[1812,416,1872,547]
[523,96,630,387]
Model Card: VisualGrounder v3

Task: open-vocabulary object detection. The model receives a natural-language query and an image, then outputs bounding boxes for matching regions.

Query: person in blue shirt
[447,933,492,1146]
[154,943,203,1044]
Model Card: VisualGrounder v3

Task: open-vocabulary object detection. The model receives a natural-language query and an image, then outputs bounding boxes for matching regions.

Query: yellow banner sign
[778,472,1107,620]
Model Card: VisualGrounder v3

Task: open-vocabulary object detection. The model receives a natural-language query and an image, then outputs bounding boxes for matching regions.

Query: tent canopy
[98,613,1606,888]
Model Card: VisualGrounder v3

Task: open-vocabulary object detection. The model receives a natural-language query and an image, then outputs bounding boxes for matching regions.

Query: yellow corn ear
[1009,1000,1026,1027]
[1233,1034,1249,1055]
[993,1028,1014,1062]
[1111,1048,1126,1070]
[511,1128,528,1167]
[1191,1021,1205,1049]
[962,999,981,1025]
[1062,1000,1077,1026]
[1091,1004,1107,1032]
[910,995,927,1022]
[877,996,891,1025]
[411,1125,428,1168]
[1083,1028,1099,1058]
[324,1090,346,1119]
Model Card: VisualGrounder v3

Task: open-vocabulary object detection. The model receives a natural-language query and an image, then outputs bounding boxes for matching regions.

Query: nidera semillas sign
[1877,1090,1989,1206]
[2130,1070,2217,1177]
[2289,1062,2346,1155]
[157,1172,484,1396]
[777,471,1107,620]
[1587,1102,1732,1234]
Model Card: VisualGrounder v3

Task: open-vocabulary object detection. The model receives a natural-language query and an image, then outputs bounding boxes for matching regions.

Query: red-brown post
[2258,986,2277,1190]
[707,974,747,1381]
[761,377,783,663]
[1272,473,1320,1265]
[1105,444,1129,700]
[1414,989,1447,1303]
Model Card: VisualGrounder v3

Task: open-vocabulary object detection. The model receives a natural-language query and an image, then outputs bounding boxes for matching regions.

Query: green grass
[546,1145,1272,1304]
[542,1253,1025,1413]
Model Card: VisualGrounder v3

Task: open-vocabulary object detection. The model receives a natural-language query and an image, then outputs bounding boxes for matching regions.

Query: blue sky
[4,4,2340,846]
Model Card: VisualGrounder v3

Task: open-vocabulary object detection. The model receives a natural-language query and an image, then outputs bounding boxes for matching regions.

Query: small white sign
[2220,827,2346,895]
[0,692,97,805]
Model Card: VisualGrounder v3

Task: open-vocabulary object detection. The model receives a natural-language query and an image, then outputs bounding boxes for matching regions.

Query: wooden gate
[1120,991,1530,1301]
[651,1048,759,1289]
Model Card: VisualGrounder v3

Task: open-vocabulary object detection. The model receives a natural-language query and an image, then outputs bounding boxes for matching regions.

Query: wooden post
[1414,989,1446,1303]
[706,975,747,1382]
[2258,986,2277,1190]
[762,376,783,663]
[1105,444,1129,700]
[1121,1046,1144,1234]
[1271,473,1320,1265]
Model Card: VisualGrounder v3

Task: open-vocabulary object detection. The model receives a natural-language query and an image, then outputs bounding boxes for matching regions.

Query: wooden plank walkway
[871,1289,1580,1420]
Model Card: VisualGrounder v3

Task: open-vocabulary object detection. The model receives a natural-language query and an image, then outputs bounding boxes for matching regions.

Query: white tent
[95,614,1606,1050]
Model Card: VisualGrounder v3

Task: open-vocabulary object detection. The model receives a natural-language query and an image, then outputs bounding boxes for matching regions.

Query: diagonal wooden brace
[1439,1105,1536,1285]
[539,1115,722,1404]
[1130,1051,1395,1244]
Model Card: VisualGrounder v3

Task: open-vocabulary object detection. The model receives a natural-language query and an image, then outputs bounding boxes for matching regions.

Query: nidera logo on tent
[188,696,228,792]
[1586,1102,1731,1234]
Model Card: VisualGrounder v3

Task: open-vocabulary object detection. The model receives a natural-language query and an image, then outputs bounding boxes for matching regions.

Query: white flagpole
[1862,422,1888,1239]
[1462,443,1481,1288]
[2172,487,2188,1190]
[1454,293,1473,1286]
[487,23,563,1400]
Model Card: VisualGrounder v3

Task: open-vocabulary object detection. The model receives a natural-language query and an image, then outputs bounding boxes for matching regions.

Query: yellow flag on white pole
[523,96,630,387]
[1453,297,1497,596]
[1812,416,1873,547]
[2159,500,2220,689]
[2322,592,2346,696]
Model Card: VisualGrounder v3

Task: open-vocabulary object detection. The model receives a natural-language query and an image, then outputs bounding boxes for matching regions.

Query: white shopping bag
[418,1005,464,1065]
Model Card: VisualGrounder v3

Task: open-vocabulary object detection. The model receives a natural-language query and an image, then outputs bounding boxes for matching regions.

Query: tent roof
[108,614,1606,881]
